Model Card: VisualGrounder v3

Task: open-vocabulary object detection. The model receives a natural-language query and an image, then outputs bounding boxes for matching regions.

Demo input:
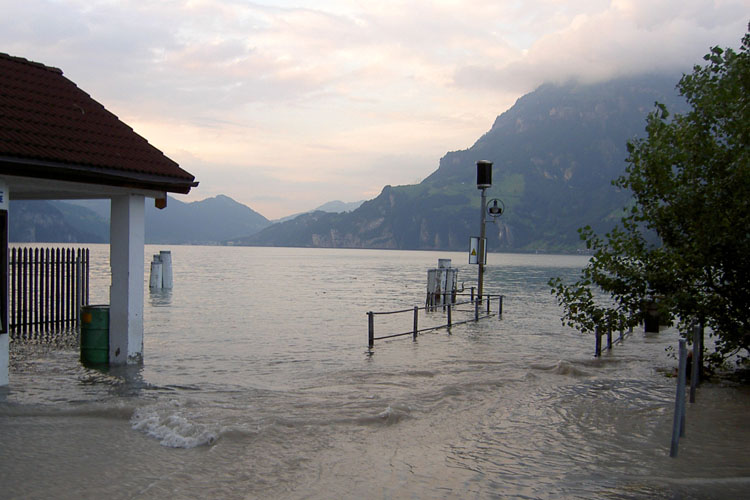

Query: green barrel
[80,305,109,365]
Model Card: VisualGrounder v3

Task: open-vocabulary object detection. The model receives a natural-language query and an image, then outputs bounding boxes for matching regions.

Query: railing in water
[9,247,90,338]
[367,293,503,348]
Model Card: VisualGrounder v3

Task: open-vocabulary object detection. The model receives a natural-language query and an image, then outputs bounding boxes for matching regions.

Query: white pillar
[0,178,8,386]
[0,333,8,387]
[110,195,145,365]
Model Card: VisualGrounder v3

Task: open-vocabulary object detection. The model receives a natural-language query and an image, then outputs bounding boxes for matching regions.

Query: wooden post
[447,304,452,328]
[367,311,374,349]
[670,338,688,457]
[413,306,419,341]
[595,326,602,357]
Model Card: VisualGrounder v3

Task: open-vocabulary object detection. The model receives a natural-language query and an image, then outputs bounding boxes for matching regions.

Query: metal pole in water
[413,306,419,341]
[498,296,503,318]
[595,326,602,357]
[367,312,374,349]
[486,295,490,314]
[447,304,452,328]
[690,323,701,403]
[474,298,479,321]
[670,338,688,457]
[607,327,612,350]
[476,160,491,301]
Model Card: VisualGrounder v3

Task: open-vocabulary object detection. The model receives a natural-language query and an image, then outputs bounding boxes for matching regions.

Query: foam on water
[131,401,221,448]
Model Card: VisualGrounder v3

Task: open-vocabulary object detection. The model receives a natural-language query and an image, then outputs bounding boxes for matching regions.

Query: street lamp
[476,160,492,299]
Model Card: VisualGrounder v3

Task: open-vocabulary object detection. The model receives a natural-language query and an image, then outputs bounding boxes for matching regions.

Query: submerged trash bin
[81,305,109,365]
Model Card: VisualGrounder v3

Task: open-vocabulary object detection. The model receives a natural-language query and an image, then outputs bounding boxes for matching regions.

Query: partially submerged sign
[469,237,486,265]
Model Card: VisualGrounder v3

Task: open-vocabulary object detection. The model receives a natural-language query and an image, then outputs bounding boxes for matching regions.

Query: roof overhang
[0,156,198,200]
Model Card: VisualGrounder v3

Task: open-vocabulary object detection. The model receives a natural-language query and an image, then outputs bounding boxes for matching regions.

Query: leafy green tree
[549,26,750,367]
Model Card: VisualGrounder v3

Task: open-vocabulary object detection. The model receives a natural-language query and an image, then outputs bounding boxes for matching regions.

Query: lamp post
[476,160,492,300]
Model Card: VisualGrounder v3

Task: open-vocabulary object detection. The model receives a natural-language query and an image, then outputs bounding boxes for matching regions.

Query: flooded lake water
[1,245,749,499]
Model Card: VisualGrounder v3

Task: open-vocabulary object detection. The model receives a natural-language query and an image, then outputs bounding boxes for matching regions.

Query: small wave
[355,405,411,426]
[130,404,221,448]
[531,360,591,378]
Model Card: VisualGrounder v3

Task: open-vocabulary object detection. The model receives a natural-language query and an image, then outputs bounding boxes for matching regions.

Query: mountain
[233,74,687,252]
[274,199,365,223]
[9,200,107,243]
[10,195,271,244]
[145,195,270,244]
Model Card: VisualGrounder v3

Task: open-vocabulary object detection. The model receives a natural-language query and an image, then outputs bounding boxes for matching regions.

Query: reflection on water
[1,246,749,499]
[149,288,172,307]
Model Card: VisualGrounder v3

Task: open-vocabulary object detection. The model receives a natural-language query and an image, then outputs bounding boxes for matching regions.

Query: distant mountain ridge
[234,74,687,252]
[10,195,271,244]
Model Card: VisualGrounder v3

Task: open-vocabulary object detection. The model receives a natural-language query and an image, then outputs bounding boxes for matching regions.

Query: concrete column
[0,178,8,386]
[109,195,145,365]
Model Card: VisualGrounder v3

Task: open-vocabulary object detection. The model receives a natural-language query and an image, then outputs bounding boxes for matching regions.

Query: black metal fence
[368,293,503,348]
[9,247,90,338]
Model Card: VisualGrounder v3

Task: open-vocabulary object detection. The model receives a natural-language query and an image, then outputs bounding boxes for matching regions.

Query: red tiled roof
[0,52,197,193]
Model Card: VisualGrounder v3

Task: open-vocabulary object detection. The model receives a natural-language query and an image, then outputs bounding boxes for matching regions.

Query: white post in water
[160,250,173,289]
[149,257,163,289]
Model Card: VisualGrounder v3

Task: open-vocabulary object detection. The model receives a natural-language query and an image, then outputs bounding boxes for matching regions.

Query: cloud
[453,0,749,91]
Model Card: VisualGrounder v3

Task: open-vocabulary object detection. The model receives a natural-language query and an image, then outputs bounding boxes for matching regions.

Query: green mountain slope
[236,74,686,252]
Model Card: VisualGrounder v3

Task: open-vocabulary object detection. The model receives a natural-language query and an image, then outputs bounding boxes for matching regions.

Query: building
[0,53,198,385]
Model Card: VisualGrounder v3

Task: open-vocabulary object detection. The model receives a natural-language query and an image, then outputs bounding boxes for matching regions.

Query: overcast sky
[1,1,747,218]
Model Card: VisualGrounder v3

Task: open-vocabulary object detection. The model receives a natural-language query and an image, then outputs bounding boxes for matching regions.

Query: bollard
[670,338,688,457]
[413,306,419,341]
[149,260,163,289]
[368,311,374,349]
[447,304,452,328]
[160,250,173,289]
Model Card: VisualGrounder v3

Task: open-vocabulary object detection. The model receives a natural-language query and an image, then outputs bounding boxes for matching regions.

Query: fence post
[447,304,452,328]
[368,311,374,349]
[670,338,688,457]
[595,326,602,357]
[76,251,83,331]
[413,306,419,341]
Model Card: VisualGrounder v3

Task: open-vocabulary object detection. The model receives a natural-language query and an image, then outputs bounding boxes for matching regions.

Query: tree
[549,26,750,367]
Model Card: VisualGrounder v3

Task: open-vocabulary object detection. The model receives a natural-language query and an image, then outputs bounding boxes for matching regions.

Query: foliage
[550,26,750,365]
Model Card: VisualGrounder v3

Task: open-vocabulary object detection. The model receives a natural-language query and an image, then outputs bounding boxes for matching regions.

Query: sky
[1,1,747,219]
